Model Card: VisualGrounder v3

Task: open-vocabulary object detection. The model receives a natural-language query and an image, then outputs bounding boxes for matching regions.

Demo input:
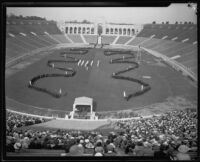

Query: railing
[141,47,197,83]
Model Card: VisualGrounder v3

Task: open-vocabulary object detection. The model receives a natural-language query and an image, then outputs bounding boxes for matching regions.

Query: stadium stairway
[115,36,133,45]
[80,34,87,44]
[67,34,84,43]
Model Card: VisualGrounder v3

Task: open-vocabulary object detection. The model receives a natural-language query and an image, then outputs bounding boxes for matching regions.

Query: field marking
[142,76,151,79]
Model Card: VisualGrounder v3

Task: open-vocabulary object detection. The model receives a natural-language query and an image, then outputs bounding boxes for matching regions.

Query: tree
[166,21,169,24]
[152,21,156,24]
[175,21,178,24]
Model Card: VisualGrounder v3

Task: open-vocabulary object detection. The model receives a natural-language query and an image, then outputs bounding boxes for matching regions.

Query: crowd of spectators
[6,111,50,133]
[111,109,198,159]
[6,109,198,159]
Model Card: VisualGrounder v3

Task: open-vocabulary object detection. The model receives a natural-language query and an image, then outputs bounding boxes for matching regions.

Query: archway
[106,28,109,34]
[115,28,118,34]
[91,28,94,34]
[110,28,113,34]
[131,29,135,35]
[119,28,122,35]
[65,27,68,34]
[127,29,130,35]
[87,27,90,34]
[123,28,126,35]
[74,27,77,34]
[78,27,81,34]
[82,27,86,34]
[70,27,73,34]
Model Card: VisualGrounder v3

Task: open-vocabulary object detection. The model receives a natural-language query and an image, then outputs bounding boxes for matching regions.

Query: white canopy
[70,96,97,120]
[74,96,93,105]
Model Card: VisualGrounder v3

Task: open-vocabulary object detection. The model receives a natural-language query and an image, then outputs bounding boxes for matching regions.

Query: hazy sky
[7,3,197,24]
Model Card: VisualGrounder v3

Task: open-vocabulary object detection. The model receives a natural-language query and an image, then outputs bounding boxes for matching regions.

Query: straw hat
[80,140,84,144]
[85,139,89,143]
[178,145,190,153]
[14,142,22,150]
[69,145,84,156]
[95,152,103,156]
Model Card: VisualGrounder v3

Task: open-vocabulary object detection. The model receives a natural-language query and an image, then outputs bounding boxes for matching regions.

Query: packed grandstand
[5,13,198,159]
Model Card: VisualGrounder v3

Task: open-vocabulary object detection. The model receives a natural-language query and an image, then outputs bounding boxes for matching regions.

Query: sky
[7,3,197,24]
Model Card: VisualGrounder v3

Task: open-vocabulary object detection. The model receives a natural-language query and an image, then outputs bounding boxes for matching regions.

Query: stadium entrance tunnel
[104,50,151,101]
[28,48,89,98]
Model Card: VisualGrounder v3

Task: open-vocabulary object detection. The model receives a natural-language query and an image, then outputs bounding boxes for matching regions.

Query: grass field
[5,48,197,113]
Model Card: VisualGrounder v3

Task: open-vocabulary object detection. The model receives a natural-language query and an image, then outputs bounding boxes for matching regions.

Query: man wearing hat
[14,142,22,153]
[84,139,94,154]
[94,152,103,156]
[104,144,117,156]
[69,144,84,156]
[94,141,104,155]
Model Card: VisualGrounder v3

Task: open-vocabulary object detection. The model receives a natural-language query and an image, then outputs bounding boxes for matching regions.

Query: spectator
[84,139,94,154]
[154,144,171,160]
[174,145,191,160]
[104,143,117,156]
[14,142,22,153]
[69,144,84,156]
[5,109,197,158]
[94,152,103,156]
[94,140,104,155]
[133,141,146,156]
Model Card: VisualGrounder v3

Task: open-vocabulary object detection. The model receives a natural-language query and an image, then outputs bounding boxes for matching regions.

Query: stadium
[5,4,198,159]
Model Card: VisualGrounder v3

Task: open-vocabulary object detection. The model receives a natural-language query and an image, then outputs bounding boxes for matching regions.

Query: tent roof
[74,96,93,105]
